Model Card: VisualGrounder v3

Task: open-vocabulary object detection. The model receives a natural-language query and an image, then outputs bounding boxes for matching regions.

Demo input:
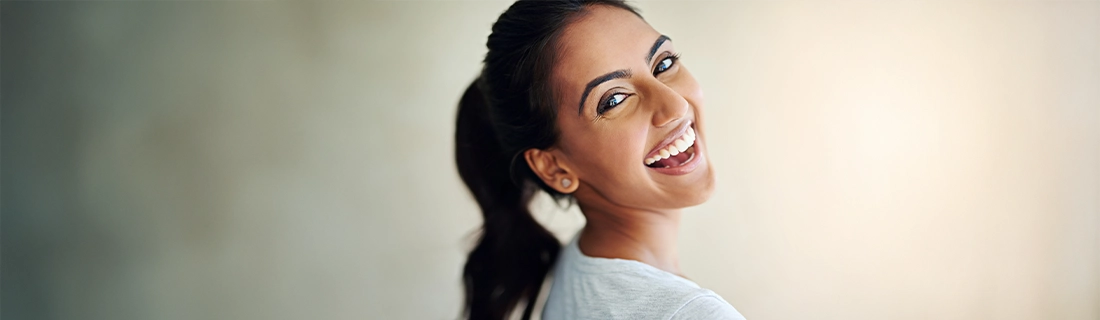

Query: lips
[643,121,697,169]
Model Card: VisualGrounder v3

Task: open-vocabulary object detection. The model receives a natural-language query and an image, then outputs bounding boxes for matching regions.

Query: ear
[523,148,579,194]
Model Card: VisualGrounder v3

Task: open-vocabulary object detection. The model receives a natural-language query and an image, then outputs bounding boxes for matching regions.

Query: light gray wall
[2,1,1097,319]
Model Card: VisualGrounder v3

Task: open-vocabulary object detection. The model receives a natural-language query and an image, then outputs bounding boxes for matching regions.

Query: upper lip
[644,120,693,161]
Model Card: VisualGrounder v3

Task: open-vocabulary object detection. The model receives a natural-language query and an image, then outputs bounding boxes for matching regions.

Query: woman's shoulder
[669,294,747,320]
[542,236,745,319]
[554,233,706,292]
[543,265,744,320]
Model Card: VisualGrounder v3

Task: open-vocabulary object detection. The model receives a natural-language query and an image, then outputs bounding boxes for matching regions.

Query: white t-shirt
[540,234,747,320]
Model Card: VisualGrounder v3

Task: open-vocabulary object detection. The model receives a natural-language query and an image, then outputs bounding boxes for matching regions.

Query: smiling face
[523,5,715,212]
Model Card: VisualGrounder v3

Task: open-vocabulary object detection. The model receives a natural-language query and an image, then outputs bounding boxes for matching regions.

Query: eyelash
[595,53,682,117]
[654,52,681,74]
[596,92,634,115]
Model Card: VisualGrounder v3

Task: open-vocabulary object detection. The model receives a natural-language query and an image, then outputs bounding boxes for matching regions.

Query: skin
[523,5,715,276]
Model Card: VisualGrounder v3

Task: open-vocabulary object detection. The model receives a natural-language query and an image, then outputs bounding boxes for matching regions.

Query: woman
[455,0,745,319]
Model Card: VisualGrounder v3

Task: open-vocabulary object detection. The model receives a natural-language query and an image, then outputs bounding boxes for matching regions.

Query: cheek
[566,124,649,185]
[590,126,647,170]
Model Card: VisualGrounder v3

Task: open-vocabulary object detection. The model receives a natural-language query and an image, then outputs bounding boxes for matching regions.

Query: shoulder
[664,296,743,320]
[543,235,746,319]
[544,259,742,319]
[669,294,747,320]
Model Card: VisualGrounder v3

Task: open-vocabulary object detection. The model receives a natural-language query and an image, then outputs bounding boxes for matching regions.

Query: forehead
[553,6,661,93]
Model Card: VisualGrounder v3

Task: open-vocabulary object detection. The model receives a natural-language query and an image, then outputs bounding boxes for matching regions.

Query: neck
[576,202,683,276]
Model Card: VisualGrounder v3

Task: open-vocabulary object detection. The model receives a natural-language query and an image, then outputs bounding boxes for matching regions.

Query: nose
[648,81,690,128]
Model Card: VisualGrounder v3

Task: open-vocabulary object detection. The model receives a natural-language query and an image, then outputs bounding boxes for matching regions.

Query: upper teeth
[645,127,696,165]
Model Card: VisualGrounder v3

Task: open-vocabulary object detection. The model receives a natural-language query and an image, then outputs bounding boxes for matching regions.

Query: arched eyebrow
[576,34,672,116]
[577,69,632,116]
[646,35,671,64]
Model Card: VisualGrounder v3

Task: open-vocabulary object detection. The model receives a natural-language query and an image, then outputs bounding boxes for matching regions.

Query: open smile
[642,121,703,175]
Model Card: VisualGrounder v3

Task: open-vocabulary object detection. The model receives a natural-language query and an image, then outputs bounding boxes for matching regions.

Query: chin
[683,162,716,207]
[655,160,715,210]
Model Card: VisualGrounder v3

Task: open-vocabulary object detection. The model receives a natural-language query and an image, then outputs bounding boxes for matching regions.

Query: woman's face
[534,5,715,211]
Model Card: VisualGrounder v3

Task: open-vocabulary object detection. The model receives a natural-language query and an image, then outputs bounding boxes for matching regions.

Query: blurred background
[2,1,1097,319]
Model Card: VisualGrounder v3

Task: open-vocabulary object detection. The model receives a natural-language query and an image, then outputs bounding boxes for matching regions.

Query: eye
[597,92,631,115]
[654,54,680,75]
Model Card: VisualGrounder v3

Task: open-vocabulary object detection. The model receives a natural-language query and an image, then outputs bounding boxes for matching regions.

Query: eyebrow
[646,35,671,64]
[577,69,632,116]
[576,35,672,116]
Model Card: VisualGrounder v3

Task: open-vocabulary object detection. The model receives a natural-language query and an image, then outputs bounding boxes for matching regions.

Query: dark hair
[454,0,641,319]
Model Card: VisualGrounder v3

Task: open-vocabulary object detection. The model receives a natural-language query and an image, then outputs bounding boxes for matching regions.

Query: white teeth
[673,138,689,151]
[643,127,698,166]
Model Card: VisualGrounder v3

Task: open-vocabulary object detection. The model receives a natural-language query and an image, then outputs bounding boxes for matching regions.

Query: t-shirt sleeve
[668,295,747,320]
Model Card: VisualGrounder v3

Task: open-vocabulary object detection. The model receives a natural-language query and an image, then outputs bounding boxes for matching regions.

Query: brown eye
[654,54,680,75]
[597,93,631,115]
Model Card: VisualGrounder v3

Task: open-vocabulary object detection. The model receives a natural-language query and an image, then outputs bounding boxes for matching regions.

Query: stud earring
[561,178,572,188]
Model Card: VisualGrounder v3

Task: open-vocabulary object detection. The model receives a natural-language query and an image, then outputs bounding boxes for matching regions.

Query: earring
[561,178,572,188]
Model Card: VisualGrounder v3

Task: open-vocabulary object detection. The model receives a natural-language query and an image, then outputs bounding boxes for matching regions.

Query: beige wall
[2,1,1096,319]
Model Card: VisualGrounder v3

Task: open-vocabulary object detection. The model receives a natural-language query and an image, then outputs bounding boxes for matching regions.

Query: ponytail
[455,80,561,320]
[455,1,641,319]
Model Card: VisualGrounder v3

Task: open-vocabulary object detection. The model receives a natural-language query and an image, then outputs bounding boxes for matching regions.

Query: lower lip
[647,140,705,176]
